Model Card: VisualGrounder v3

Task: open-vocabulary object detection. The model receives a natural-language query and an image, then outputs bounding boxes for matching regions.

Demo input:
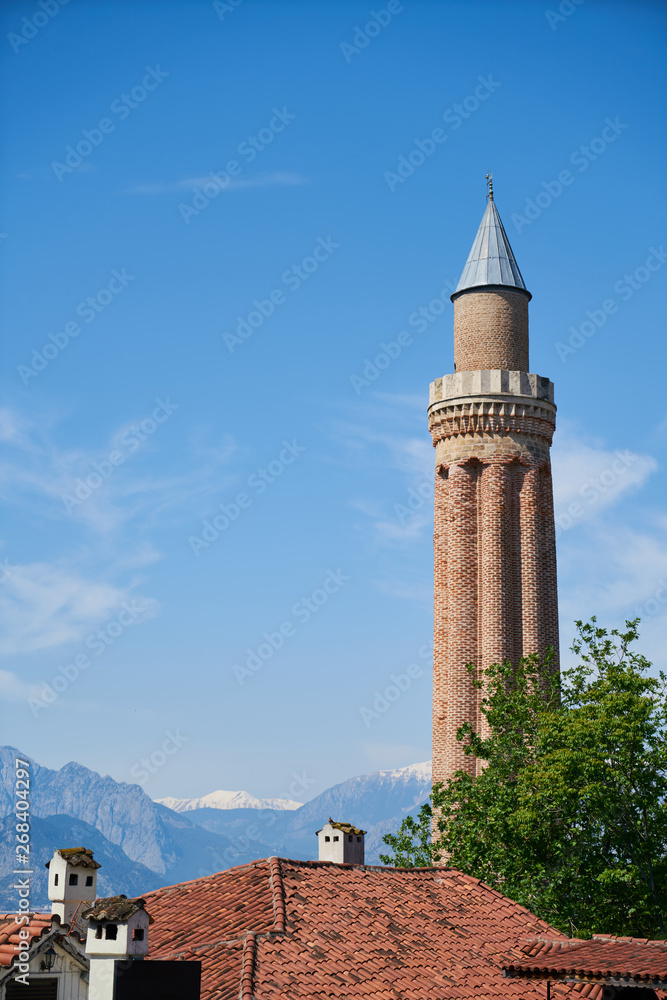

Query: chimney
[83,895,151,1000]
[316,820,365,864]
[46,847,100,926]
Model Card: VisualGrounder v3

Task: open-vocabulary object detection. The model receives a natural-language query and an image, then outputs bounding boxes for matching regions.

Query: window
[105,924,117,940]
[7,978,58,998]
[324,835,330,842]
[54,874,58,886]
[333,835,339,842]
[85,876,94,886]
[95,925,103,939]
[357,836,361,842]
[132,928,144,941]
[348,835,352,842]
[68,873,78,886]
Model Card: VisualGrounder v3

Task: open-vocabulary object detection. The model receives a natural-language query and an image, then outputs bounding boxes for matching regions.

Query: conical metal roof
[455,197,527,294]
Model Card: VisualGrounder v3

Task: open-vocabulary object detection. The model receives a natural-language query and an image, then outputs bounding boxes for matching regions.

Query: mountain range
[0,747,431,909]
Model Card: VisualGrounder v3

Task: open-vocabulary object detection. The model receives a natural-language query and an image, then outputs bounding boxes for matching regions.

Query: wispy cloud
[330,418,431,479]
[326,396,432,551]
[558,514,667,668]
[127,172,308,196]
[559,520,667,619]
[0,667,39,701]
[551,423,657,522]
[0,408,239,535]
[0,405,241,654]
[0,560,159,655]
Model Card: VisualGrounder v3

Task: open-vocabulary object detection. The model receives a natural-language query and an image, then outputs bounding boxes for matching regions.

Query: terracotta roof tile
[143,858,608,1000]
[0,914,53,967]
[504,936,667,986]
[0,912,89,973]
[0,913,59,971]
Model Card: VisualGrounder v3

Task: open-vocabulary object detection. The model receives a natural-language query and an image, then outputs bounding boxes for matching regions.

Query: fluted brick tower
[429,181,559,787]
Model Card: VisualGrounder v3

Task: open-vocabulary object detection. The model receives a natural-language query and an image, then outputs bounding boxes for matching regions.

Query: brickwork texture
[430,288,559,793]
[453,288,529,373]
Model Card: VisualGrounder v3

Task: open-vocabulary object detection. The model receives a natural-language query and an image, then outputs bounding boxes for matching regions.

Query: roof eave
[451,283,532,303]
[504,970,667,989]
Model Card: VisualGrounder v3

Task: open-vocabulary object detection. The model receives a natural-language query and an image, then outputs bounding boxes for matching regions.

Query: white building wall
[88,957,116,1000]
[317,823,365,864]
[1,944,88,999]
[48,852,98,928]
[86,911,149,957]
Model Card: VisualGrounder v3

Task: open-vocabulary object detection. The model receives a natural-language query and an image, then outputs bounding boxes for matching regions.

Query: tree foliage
[380,620,667,938]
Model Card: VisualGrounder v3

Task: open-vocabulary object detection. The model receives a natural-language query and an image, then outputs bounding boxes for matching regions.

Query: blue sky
[1,0,666,802]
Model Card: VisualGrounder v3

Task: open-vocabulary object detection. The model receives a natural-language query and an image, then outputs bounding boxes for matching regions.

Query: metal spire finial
[455,181,528,294]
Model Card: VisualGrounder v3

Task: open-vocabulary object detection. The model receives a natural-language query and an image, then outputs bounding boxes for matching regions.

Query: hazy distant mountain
[0,747,432,908]
[0,747,276,896]
[156,790,303,812]
[0,814,164,909]
[181,762,432,864]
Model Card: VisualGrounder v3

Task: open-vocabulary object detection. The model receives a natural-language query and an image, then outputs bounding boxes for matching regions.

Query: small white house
[316,819,366,864]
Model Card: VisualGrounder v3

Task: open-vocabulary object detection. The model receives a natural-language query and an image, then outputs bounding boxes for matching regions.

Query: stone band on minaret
[429,191,559,788]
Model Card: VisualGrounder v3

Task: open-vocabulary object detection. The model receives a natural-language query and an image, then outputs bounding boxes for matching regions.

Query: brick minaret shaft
[429,184,559,787]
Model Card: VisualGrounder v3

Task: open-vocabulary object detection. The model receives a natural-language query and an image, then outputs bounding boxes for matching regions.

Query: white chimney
[47,847,100,926]
[83,895,151,1000]
[316,819,365,864]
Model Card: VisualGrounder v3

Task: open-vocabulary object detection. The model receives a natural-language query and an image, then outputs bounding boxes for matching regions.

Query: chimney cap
[82,895,153,924]
[45,847,101,870]
[317,820,366,836]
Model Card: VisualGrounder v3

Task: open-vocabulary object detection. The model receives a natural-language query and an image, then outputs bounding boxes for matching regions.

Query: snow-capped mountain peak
[155,789,304,812]
[373,761,431,782]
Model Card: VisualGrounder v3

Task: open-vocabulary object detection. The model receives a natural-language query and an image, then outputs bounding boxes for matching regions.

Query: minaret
[429,177,559,786]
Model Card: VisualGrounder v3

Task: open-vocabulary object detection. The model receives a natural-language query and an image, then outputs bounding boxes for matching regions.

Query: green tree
[380,619,667,938]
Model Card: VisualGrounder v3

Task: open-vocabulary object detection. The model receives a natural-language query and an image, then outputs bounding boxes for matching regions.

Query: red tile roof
[0,913,88,973]
[504,936,667,987]
[0,915,52,968]
[143,857,600,1000]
